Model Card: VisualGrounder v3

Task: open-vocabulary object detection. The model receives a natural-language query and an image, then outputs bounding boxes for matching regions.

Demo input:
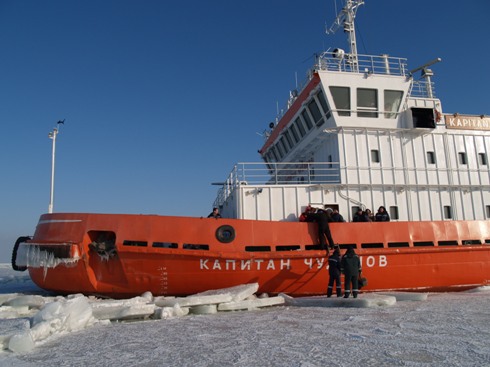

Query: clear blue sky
[1,0,489,262]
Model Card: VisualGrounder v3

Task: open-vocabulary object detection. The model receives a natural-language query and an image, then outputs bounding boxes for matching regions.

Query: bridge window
[329,86,351,116]
[384,90,403,118]
[295,117,306,137]
[371,149,380,163]
[279,136,289,154]
[317,90,332,119]
[301,110,314,130]
[289,125,299,143]
[265,151,273,164]
[357,88,378,118]
[308,99,324,127]
[270,146,279,161]
[275,142,284,159]
[284,130,294,147]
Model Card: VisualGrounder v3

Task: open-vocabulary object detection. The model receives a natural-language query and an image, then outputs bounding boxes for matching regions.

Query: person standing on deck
[207,207,222,218]
[327,247,342,297]
[306,208,335,254]
[375,206,390,221]
[341,246,362,298]
[330,209,345,222]
[353,208,368,222]
[365,208,374,222]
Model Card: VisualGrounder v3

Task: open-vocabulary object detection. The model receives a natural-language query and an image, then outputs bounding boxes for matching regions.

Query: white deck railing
[213,162,490,209]
[213,162,341,207]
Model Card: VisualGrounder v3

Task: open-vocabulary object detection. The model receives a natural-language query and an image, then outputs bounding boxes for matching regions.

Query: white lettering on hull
[361,255,387,268]
[200,256,387,271]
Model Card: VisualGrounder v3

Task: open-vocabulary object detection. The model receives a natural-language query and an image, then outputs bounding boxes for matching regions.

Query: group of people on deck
[353,206,390,222]
[298,204,390,255]
[300,205,390,224]
[299,204,390,298]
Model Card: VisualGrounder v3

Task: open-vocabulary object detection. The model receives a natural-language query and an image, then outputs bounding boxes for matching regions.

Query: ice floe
[0,269,434,355]
[0,283,283,353]
[281,293,398,308]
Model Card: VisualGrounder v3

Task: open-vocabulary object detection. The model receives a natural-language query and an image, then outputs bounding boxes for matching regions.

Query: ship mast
[327,0,364,72]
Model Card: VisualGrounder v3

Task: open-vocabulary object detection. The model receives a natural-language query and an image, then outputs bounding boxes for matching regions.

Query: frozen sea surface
[0,264,489,366]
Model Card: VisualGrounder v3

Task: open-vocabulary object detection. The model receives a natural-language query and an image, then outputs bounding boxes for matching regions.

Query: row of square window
[369,150,488,165]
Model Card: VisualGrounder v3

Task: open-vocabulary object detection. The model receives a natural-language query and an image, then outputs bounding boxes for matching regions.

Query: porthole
[216,225,235,243]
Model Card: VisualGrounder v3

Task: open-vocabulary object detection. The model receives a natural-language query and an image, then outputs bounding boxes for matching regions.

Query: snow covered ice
[0,264,490,366]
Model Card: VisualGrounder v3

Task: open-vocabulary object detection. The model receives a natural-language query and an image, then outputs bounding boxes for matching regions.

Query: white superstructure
[214,0,490,223]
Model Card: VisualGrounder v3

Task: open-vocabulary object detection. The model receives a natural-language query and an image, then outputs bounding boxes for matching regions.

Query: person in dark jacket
[353,208,368,222]
[341,246,362,298]
[327,247,342,297]
[306,209,335,254]
[375,206,390,222]
[330,209,345,222]
[207,207,222,218]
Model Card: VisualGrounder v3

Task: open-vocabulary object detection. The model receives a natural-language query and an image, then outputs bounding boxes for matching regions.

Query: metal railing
[317,51,408,76]
[214,162,341,207]
[213,162,490,208]
[409,80,436,98]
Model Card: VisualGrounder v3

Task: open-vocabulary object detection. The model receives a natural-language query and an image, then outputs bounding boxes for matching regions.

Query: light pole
[48,120,64,213]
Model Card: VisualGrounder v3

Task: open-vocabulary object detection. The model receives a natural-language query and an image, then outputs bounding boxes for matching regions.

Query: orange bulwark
[14,213,490,298]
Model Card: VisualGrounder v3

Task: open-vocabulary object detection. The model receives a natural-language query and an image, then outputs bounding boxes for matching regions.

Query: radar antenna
[410,58,442,99]
[326,0,364,72]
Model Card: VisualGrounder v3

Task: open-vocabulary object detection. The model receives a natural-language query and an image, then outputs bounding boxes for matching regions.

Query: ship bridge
[214,54,490,224]
[259,51,441,165]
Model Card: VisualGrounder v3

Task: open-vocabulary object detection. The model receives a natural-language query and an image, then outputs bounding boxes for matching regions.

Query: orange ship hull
[16,213,490,298]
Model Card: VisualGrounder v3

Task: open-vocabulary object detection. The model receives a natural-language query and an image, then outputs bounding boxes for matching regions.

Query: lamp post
[48,120,64,214]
